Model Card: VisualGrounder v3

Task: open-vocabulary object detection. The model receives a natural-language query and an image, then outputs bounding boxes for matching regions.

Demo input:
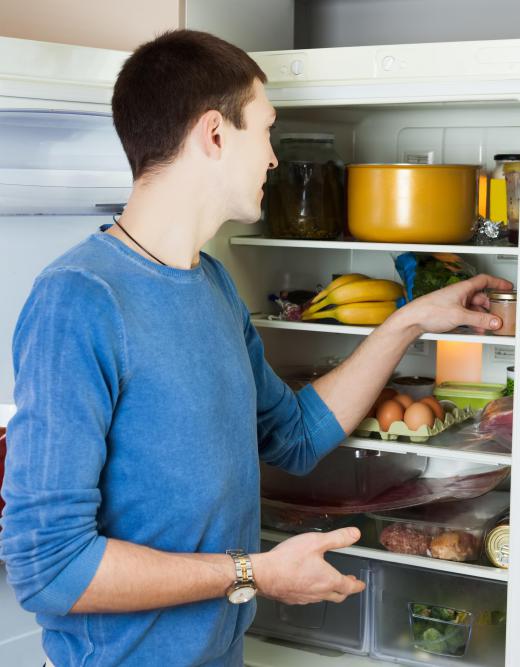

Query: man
[0,29,510,667]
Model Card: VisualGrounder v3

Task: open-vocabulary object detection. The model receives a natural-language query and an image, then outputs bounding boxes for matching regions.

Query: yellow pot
[347,164,479,244]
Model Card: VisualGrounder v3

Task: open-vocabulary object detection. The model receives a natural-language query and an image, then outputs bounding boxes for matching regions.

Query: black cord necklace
[112,216,167,266]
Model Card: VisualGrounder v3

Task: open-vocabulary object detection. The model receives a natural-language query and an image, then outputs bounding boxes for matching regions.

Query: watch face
[229,586,256,604]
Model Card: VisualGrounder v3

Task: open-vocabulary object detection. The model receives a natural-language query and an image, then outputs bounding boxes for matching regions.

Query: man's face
[223,78,277,223]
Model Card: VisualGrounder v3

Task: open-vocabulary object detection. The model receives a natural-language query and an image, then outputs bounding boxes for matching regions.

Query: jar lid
[280,132,335,143]
[494,153,520,161]
[488,289,517,301]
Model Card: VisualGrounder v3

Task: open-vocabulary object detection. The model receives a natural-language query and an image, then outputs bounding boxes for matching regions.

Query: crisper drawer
[249,541,370,654]
[370,561,507,666]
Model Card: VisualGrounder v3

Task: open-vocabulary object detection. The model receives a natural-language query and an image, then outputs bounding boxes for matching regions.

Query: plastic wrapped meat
[478,396,513,451]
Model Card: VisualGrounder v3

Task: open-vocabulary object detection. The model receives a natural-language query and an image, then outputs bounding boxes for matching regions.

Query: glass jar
[492,153,520,179]
[504,161,520,245]
[264,133,345,240]
[488,290,516,336]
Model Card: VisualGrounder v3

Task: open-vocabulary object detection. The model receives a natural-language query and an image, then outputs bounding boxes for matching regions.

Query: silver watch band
[226,549,254,585]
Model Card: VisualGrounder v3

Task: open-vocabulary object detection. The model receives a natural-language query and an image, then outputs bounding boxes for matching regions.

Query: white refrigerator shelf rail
[260,530,508,583]
[230,235,520,256]
[250,315,516,346]
[340,436,512,467]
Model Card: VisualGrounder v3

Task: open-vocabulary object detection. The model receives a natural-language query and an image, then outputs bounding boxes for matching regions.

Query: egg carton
[354,403,474,443]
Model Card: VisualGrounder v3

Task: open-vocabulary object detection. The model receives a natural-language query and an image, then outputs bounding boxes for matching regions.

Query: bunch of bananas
[302,273,404,325]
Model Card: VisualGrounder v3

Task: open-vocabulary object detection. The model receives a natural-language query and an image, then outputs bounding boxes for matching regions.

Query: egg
[393,393,413,409]
[403,402,435,431]
[376,399,404,432]
[375,387,397,408]
[420,396,445,421]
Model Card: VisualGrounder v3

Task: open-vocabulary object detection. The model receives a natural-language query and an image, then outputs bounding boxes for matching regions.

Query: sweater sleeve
[0,268,128,615]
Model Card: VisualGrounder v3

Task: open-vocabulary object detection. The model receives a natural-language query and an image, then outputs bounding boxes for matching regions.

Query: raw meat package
[369,491,510,562]
[479,396,513,438]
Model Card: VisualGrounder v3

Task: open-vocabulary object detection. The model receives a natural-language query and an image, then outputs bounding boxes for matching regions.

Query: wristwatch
[225,549,257,604]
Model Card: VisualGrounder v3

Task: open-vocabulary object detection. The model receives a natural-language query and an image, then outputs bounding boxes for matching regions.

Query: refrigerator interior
[206,101,519,382]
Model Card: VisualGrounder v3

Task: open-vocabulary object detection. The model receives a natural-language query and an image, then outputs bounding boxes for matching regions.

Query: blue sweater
[1,230,345,666]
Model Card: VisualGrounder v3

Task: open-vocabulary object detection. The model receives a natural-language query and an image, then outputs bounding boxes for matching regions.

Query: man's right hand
[250,528,366,605]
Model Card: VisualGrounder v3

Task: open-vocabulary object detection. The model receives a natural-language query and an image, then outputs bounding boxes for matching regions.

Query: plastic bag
[394,252,477,304]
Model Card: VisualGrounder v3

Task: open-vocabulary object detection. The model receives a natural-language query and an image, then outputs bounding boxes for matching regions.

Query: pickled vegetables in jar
[264,133,345,240]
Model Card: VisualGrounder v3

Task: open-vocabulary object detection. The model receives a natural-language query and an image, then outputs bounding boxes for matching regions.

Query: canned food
[485,524,510,569]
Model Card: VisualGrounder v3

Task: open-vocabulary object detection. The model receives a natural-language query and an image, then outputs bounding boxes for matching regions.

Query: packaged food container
[409,603,472,657]
[489,154,520,223]
[347,164,479,244]
[368,492,510,562]
[264,133,344,240]
[487,289,516,336]
[504,161,520,245]
[250,540,370,654]
[371,560,507,666]
[485,517,510,569]
[391,376,435,401]
[260,447,427,506]
[434,381,505,409]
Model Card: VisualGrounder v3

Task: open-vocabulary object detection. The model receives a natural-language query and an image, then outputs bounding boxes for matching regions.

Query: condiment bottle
[488,290,516,336]
[490,154,520,223]
[504,161,520,245]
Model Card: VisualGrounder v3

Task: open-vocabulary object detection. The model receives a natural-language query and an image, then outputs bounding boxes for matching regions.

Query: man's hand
[251,528,366,605]
[395,273,513,336]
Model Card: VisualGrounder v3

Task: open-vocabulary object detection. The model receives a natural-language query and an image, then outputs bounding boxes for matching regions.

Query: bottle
[485,514,510,569]
[489,154,520,224]
[504,161,520,245]
[265,133,345,240]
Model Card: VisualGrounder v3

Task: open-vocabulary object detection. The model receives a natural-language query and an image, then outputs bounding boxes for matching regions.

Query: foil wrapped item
[470,217,510,245]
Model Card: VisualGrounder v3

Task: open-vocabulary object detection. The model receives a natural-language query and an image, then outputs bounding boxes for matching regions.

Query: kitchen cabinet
[0,0,185,51]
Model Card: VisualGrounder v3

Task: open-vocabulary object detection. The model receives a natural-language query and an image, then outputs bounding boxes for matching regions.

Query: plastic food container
[368,492,510,562]
[434,382,505,410]
[391,376,435,400]
[347,163,479,244]
[409,603,472,657]
[264,133,344,240]
[488,289,516,336]
[260,447,426,507]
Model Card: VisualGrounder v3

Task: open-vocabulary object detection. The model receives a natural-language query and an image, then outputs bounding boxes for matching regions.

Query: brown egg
[376,399,404,432]
[420,396,445,421]
[403,402,435,431]
[375,387,397,408]
[393,393,413,409]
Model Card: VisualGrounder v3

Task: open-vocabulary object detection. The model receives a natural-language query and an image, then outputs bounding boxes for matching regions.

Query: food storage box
[249,540,370,654]
[370,561,507,666]
[368,492,510,562]
[433,382,505,410]
[409,603,472,658]
[260,447,427,506]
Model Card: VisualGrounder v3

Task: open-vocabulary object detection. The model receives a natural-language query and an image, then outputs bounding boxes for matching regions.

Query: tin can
[485,521,510,569]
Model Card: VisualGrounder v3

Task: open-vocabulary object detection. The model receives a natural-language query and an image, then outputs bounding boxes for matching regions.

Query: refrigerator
[0,26,519,667]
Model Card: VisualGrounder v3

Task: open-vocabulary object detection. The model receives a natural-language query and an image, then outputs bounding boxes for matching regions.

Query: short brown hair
[112,29,267,180]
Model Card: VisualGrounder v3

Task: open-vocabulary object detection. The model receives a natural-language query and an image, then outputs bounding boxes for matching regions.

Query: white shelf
[260,530,509,583]
[244,635,393,667]
[230,235,519,256]
[251,314,516,346]
[341,435,512,467]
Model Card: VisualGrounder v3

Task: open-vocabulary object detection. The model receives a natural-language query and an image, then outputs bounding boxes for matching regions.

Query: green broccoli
[420,627,447,654]
[412,603,431,617]
[431,606,457,622]
[444,626,468,656]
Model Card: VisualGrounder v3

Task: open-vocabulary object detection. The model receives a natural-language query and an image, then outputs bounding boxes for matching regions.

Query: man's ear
[193,110,224,158]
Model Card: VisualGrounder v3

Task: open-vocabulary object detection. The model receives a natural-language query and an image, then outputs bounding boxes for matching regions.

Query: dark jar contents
[264,133,345,240]
[488,290,516,336]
